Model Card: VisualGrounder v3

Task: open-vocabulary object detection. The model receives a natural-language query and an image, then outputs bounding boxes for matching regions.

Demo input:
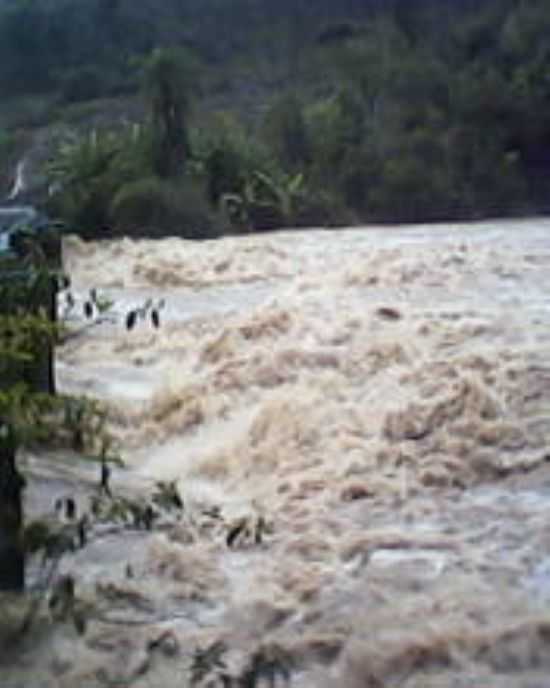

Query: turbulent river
[6,218,550,687]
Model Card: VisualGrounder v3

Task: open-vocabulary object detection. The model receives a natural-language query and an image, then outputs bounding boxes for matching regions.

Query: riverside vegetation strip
[4,1,550,232]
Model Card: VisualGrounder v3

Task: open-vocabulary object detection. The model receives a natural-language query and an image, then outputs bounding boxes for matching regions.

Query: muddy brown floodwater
[5,218,550,687]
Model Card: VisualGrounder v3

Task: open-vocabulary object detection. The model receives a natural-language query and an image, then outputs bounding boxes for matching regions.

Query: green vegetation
[143,47,197,178]
[0,237,120,597]
[3,0,550,232]
[0,270,114,454]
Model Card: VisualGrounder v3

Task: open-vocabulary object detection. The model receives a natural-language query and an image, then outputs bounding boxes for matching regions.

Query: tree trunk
[0,422,26,592]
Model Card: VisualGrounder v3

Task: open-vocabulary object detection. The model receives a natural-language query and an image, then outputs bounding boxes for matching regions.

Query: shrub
[367,154,454,223]
[109,176,219,239]
[46,126,155,237]
[195,112,277,208]
[293,188,356,228]
[204,146,246,206]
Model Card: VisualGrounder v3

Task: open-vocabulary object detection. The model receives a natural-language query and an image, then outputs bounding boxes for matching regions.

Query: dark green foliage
[0,268,58,396]
[292,187,354,228]
[262,94,311,171]
[220,169,309,231]
[109,176,218,238]
[0,255,115,455]
[143,47,198,178]
[15,0,550,230]
[196,113,276,205]
[204,147,246,207]
[46,126,154,236]
[0,256,59,592]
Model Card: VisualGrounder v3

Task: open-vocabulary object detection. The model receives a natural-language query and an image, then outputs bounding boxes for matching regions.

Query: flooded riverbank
[5,218,550,687]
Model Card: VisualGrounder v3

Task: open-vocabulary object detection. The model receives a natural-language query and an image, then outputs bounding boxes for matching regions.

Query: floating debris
[376,306,402,321]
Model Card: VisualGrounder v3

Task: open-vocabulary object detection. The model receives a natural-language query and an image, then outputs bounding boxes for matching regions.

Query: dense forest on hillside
[1,0,550,234]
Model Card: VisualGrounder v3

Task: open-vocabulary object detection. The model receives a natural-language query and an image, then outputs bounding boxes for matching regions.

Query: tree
[0,306,57,593]
[46,126,155,236]
[143,47,198,178]
[0,421,25,591]
[262,94,311,171]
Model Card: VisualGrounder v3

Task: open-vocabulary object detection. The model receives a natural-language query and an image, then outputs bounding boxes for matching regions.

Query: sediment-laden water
[5,218,550,687]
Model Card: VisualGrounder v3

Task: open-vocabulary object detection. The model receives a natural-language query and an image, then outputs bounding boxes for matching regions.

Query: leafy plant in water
[62,396,94,452]
[239,644,293,688]
[93,291,115,317]
[151,480,184,512]
[190,640,228,685]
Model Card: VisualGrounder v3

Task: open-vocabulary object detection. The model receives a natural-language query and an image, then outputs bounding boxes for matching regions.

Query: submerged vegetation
[1,0,550,233]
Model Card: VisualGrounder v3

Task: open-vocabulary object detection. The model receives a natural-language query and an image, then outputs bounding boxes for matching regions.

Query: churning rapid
[9,219,550,686]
